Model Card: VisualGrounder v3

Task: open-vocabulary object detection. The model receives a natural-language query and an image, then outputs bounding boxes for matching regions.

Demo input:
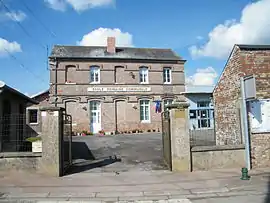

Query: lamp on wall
[82,106,87,111]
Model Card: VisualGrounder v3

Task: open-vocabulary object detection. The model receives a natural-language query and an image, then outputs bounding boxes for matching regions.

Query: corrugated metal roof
[50,45,183,61]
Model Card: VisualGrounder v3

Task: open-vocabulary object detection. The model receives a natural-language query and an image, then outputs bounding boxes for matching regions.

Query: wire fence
[0,114,39,152]
[189,107,243,147]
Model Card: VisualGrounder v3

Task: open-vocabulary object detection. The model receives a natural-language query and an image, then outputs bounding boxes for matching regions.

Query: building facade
[213,44,270,168]
[183,85,214,130]
[49,37,186,134]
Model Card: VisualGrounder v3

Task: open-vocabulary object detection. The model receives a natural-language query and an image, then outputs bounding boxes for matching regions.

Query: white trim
[163,67,172,84]
[139,66,149,84]
[139,99,151,123]
[90,66,100,84]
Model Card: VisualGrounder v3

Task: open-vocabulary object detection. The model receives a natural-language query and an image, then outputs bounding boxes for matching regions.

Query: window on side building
[139,66,149,84]
[140,100,150,122]
[197,101,210,108]
[90,66,100,84]
[163,99,173,111]
[28,109,38,124]
[163,67,171,84]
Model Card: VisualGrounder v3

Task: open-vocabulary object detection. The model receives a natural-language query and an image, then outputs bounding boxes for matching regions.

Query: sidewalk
[0,168,269,202]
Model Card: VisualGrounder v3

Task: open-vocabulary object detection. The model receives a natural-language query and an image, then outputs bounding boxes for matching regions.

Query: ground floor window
[163,99,173,110]
[189,108,213,129]
[140,100,150,122]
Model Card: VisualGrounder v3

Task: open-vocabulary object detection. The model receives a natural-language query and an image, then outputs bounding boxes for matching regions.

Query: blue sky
[1,0,270,96]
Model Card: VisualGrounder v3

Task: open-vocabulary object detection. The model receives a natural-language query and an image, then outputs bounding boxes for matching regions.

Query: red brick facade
[213,45,270,168]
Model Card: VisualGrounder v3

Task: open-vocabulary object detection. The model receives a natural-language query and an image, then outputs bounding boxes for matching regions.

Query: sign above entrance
[87,86,151,92]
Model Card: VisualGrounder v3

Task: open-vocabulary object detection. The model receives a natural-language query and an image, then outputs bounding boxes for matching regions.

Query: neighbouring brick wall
[213,47,243,145]
[250,133,270,168]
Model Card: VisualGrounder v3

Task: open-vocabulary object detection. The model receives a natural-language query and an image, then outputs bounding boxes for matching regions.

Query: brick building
[49,37,186,134]
[213,44,270,168]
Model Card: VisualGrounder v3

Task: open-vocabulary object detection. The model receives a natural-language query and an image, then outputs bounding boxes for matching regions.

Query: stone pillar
[39,107,64,177]
[167,102,191,172]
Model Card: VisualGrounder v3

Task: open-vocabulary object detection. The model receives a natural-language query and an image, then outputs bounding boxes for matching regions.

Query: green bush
[26,137,42,142]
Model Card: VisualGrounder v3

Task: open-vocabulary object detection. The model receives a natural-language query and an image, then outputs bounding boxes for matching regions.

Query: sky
[1,0,270,96]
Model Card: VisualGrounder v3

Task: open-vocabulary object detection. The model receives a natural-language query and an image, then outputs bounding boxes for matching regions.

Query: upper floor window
[163,67,171,84]
[197,101,210,108]
[65,65,76,83]
[140,100,150,122]
[90,66,100,84]
[139,67,149,84]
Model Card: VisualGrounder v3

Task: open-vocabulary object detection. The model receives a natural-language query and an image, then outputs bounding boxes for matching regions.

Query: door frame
[89,101,101,134]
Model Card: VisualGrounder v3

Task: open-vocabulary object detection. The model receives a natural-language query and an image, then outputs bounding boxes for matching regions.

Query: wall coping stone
[0,152,42,158]
[167,101,190,109]
[191,144,245,152]
[40,106,65,111]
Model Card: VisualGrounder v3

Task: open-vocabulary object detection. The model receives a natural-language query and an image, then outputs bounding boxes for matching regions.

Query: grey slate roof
[50,45,183,61]
[237,44,270,50]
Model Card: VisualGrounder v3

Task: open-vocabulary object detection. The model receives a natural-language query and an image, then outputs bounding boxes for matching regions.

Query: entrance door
[90,101,101,134]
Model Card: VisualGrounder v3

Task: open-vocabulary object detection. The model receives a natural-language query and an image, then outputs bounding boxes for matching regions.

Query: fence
[62,113,72,172]
[189,107,243,147]
[0,114,39,152]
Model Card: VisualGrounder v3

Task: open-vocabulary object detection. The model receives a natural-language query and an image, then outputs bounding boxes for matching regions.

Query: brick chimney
[107,37,116,53]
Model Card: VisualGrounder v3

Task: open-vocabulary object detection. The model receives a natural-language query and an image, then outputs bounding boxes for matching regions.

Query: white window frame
[139,67,149,84]
[197,101,210,108]
[90,66,100,84]
[163,67,172,84]
[163,99,173,111]
[140,100,150,123]
[28,108,39,125]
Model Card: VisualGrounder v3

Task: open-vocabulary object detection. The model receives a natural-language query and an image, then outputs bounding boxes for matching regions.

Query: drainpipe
[54,59,58,107]
[240,77,251,170]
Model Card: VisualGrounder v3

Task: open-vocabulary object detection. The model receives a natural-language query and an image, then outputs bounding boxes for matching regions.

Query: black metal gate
[61,113,72,175]
[161,110,172,170]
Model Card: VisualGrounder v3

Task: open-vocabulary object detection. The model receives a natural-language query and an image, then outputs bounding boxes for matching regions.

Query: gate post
[39,107,64,177]
[168,102,190,172]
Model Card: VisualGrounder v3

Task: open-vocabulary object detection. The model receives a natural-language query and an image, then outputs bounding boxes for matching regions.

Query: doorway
[89,101,101,134]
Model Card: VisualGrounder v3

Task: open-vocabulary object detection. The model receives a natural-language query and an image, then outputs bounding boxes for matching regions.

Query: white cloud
[0,38,22,56]
[190,0,270,59]
[186,67,218,86]
[5,10,27,22]
[0,10,26,22]
[44,0,66,11]
[45,0,114,12]
[77,28,133,47]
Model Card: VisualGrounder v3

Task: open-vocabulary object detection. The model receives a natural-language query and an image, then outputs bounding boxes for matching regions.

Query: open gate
[61,113,72,175]
[161,110,172,170]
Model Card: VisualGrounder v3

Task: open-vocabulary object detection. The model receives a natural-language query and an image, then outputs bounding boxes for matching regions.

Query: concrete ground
[70,133,167,174]
[0,168,269,202]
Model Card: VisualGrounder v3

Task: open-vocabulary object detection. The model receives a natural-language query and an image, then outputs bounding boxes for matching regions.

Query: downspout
[54,58,58,107]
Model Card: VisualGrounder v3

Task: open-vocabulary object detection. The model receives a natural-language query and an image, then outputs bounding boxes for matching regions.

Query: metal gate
[161,110,172,170]
[62,113,72,175]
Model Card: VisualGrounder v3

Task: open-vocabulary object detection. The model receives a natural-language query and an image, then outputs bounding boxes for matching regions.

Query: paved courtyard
[70,133,167,174]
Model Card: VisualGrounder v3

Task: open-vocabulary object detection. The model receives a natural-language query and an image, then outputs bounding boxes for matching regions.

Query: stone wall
[213,47,243,145]
[250,133,270,168]
[0,152,42,171]
[191,145,245,171]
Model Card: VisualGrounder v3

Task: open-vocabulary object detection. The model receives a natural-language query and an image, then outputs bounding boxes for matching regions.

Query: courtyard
[69,133,167,174]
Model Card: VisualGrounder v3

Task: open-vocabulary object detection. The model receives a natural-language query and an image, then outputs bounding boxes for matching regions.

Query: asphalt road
[69,133,167,173]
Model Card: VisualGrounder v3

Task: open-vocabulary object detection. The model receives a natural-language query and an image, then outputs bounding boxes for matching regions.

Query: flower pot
[32,141,42,153]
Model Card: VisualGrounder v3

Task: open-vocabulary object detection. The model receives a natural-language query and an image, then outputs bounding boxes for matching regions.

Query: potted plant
[26,137,42,153]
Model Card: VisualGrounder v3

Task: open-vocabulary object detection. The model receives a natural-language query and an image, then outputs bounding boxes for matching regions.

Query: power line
[20,0,57,39]
[0,0,47,50]
[4,48,47,85]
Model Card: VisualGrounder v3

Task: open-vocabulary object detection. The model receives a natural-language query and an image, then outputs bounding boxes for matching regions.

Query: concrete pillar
[168,102,191,172]
[40,107,64,177]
